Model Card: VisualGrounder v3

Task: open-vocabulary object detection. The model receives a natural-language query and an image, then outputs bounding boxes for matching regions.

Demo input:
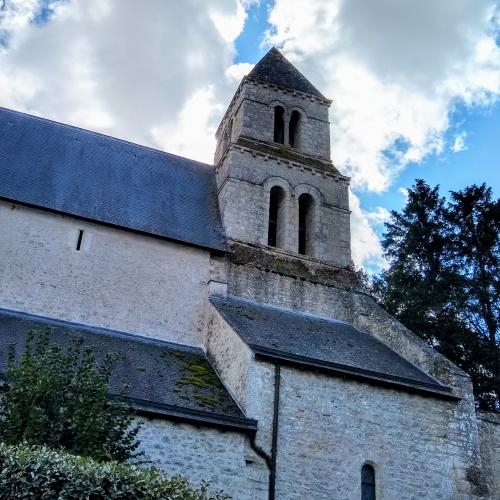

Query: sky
[0,0,499,273]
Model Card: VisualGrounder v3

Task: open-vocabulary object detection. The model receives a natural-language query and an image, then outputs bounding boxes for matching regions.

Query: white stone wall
[205,302,253,411]
[273,366,480,500]
[136,416,268,500]
[0,201,211,346]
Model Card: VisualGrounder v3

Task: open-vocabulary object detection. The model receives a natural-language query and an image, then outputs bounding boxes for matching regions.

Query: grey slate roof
[0,107,225,251]
[0,308,255,431]
[248,47,326,99]
[211,296,454,398]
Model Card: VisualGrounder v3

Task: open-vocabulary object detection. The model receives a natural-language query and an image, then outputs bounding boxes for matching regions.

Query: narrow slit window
[298,193,314,256]
[268,186,285,248]
[76,229,84,251]
[361,464,376,500]
[273,106,285,144]
[289,110,301,148]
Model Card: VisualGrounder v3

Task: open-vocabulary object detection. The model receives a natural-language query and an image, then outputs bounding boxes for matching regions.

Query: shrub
[0,329,140,462]
[0,442,229,499]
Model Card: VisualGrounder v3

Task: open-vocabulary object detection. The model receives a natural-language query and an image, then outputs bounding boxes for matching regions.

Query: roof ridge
[0,106,214,171]
[210,294,353,328]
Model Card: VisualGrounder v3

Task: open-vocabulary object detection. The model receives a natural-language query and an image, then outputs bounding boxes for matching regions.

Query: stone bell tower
[214,48,352,268]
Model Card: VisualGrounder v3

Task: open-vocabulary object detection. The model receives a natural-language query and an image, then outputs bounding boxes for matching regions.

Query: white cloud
[225,62,254,82]
[399,187,409,199]
[451,131,468,152]
[349,192,388,272]
[0,0,250,161]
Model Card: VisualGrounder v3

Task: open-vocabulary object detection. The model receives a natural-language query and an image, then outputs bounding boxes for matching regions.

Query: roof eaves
[251,346,458,401]
[1,196,227,254]
[126,397,258,432]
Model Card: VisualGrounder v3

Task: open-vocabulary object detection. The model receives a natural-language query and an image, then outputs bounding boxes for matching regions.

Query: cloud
[0,0,248,161]
[265,0,500,269]
[349,192,388,272]
[451,131,468,152]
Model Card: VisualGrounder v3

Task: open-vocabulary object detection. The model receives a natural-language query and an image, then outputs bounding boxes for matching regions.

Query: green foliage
[0,442,229,500]
[0,330,140,462]
[372,180,499,411]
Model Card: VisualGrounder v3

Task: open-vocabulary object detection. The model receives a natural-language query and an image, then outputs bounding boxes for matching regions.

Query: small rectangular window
[76,229,84,251]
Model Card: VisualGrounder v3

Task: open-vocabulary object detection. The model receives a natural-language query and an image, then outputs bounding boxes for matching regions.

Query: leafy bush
[0,442,229,499]
[0,330,140,462]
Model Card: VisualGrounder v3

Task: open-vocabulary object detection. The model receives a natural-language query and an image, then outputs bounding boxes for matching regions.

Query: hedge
[0,442,229,499]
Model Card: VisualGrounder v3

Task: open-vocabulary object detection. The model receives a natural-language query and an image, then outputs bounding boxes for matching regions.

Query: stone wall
[272,365,482,500]
[477,411,500,496]
[136,416,268,500]
[0,201,211,347]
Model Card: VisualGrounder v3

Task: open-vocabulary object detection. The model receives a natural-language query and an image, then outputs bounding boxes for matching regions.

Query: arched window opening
[273,106,285,144]
[289,111,301,148]
[268,186,286,248]
[361,464,376,500]
[298,193,314,256]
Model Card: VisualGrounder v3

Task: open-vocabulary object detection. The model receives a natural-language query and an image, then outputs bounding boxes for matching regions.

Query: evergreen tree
[373,180,499,411]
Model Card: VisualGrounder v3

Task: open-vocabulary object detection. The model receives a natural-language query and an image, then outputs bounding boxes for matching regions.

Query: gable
[0,107,226,252]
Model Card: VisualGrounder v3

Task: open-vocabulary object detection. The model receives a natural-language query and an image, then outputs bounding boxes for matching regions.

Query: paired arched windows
[361,464,376,500]
[273,106,301,148]
[267,185,316,256]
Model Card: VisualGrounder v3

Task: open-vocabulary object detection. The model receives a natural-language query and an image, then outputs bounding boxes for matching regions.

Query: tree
[0,330,141,462]
[373,180,499,411]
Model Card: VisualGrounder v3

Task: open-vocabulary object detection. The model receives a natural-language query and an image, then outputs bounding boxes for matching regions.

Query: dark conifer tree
[373,180,499,411]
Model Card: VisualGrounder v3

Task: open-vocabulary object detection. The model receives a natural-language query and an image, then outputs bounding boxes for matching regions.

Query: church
[0,48,498,499]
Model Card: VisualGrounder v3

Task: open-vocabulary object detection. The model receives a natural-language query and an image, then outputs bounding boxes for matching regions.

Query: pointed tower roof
[248,47,326,99]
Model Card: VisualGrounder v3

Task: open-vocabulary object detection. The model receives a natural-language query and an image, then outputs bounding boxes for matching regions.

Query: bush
[0,442,229,499]
[0,329,140,462]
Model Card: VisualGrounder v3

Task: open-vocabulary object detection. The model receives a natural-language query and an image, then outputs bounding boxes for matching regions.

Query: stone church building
[0,48,498,499]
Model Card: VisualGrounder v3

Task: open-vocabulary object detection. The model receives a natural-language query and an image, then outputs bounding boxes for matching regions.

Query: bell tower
[214,48,352,268]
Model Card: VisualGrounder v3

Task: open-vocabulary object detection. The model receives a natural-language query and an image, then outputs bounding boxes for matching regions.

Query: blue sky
[0,0,498,273]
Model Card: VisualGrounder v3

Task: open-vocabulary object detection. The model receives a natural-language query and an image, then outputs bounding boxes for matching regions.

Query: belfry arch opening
[298,193,314,256]
[289,110,301,148]
[268,186,286,248]
[273,106,285,144]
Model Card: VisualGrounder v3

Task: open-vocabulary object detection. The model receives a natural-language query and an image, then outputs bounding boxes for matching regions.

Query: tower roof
[248,47,326,99]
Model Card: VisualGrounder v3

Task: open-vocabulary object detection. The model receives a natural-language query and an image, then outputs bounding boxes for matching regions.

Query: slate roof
[0,107,225,252]
[210,296,455,398]
[248,47,326,100]
[0,308,255,431]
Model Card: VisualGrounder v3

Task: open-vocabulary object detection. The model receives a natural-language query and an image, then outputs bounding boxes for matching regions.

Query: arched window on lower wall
[361,464,376,500]
[268,186,286,248]
[298,193,314,256]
